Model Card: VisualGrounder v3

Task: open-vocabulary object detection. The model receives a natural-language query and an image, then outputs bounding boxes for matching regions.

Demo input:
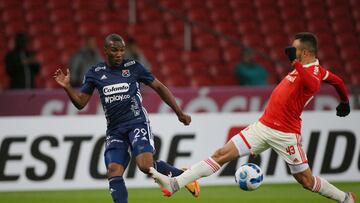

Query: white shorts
[231,121,308,166]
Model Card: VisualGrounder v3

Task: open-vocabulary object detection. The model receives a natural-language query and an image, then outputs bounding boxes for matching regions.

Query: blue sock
[108,176,128,203]
[154,160,184,177]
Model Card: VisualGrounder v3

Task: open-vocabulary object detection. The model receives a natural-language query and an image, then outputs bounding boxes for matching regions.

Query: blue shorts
[104,122,155,169]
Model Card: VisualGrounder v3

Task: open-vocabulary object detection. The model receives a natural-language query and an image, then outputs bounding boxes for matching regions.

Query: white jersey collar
[303,59,319,68]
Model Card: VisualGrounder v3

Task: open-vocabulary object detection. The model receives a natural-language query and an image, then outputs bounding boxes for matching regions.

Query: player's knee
[137,163,151,174]
[107,163,124,178]
[211,147,228,166]
[299,176,314,190]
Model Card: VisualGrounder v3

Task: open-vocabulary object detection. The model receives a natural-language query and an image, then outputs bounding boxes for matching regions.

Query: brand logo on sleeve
[124,60,135,67]
[103,83,129,95]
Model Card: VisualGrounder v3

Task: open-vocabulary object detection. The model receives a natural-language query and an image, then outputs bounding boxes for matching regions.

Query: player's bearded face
[105,41,126,66]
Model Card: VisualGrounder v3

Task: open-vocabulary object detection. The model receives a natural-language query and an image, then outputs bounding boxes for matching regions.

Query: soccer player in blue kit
[53,34,200,202]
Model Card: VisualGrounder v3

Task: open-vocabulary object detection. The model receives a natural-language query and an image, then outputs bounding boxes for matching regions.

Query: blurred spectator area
[0,0,360,89]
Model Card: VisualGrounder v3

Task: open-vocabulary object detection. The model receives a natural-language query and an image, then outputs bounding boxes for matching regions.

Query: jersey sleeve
[80,69,96,95]
[136,62,155,85]
[322,69,349,102]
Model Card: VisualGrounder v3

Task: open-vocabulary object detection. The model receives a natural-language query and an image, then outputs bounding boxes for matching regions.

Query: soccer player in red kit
[150,32,356,202]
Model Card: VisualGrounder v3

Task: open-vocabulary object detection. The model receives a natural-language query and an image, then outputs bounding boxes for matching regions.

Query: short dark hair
[104,33,124,47]
[295,32,318,54]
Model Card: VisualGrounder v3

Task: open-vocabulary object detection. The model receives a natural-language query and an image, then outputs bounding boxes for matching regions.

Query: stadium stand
[0,0,359,89]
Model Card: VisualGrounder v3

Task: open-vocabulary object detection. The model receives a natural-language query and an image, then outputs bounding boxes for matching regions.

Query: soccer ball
[235,163,263,191]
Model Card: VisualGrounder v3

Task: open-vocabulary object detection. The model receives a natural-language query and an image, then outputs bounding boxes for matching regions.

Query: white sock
[176,157,221,188]
[312,176,346,202]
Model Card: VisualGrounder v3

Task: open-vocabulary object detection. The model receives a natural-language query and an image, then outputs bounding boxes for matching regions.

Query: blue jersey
[80,59,155,129]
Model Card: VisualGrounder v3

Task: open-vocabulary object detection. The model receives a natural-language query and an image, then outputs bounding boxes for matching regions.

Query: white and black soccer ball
[235,163,263,191]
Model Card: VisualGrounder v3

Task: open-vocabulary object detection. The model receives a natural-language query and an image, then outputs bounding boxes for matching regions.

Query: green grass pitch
[1,182,358,203]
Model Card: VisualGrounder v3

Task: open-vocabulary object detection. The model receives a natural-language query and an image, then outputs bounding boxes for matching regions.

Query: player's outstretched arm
[323,71,350,117]
[148,79,191,125]
[53,68,92,110]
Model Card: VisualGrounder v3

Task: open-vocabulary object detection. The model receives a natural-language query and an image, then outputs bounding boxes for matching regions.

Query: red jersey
[259,60,348,134]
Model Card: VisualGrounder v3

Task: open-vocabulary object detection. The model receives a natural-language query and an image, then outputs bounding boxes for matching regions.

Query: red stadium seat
[335,33,358,47]
[78,22,101,37]
[56,36,80,52]
[332,20,356,34]
[233,9,256,21]
[307,19,332,34]
[281,7,303,20]
[101,22,123,36]
[181,51,203,63]
[214,22,237,36]
[191,75,213,87]
[327,0,347,8]
[100,11,129,24]
[260,19,284,35]
[75,10,99,23]
[183,0,204,9]
[257,8,281,22]
[340,46,360,61]
[194,34,219,49]
[53,22,77,36]
[317,46,339,61]
[50,9,74,23]
[185,61,209,77]
[242,34,264,50]
[277,0,298,9]
[304,5,328,20]
[328,7,353,20]
[1,8,23,22]
[161,62,185,76]
[25,8,50,23]
[139,9,162,23]
[284,20,307,35]
[265,33,288,49]
[237,21,259,35]
[187,9,212,25]
[206,0,230,9]
[154,38,182,50]
[229,0,253,9]
[157,49,181,63]
[223,46,242,64]
[210,9,234,23]
[47,0,71,10]
[28,22,52,37]
[167,21,184,36]
[72,0,107,10]
[37,50,60,68]
[254,0,277,9]
[143,22,166,37]
[32,36,54,51]
[23,0,46,10]
[133,35,154,49]
[0,0,22,10]
[345,60,360,74]
[201,48,221,64]
[5,21,26,36]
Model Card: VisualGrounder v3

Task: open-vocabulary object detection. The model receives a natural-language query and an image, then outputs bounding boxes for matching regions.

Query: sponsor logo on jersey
[313,66,319,75]
[286,75,296,82]
[100,75,107,80]
[104,94,131,104]
[103,83,129,95]
[122,69,130,77]
[124,60,135,67]
[95,66,106,72]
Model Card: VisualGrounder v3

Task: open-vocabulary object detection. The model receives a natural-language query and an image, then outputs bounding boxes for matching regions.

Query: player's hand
[284,46,297,62]
[53,68,71,88]
[178,113,191,126]
[336,102,350,117]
